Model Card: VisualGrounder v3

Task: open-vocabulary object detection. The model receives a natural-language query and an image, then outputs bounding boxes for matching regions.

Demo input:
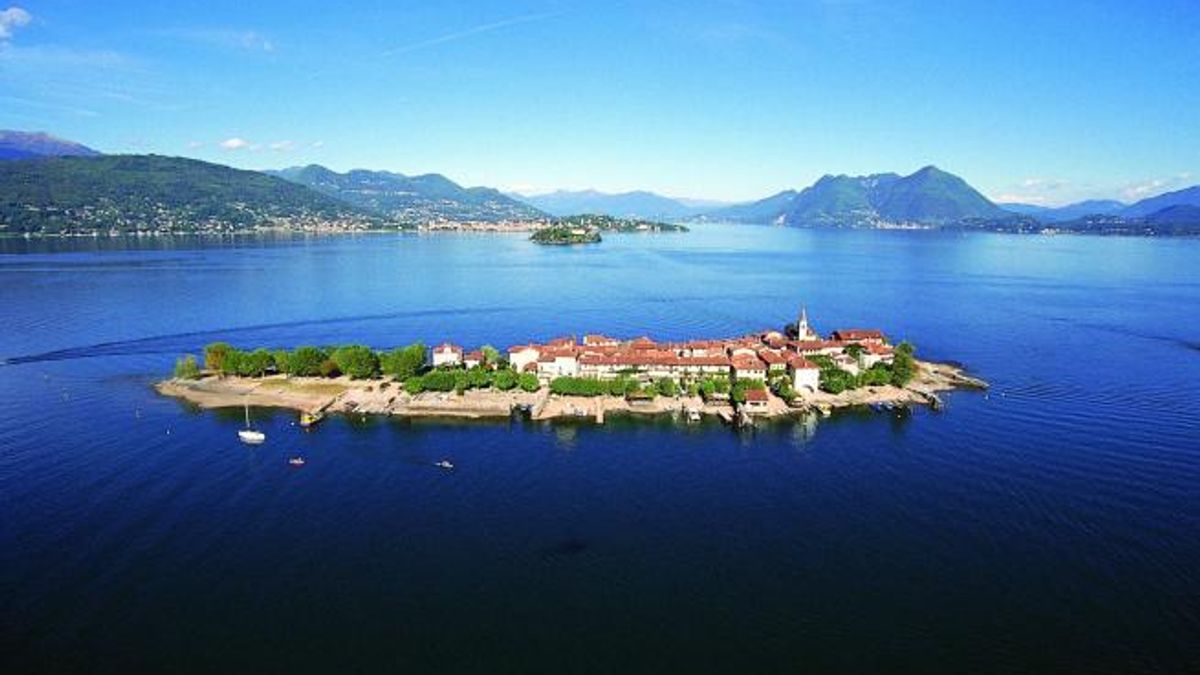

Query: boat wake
[0,305,528,366]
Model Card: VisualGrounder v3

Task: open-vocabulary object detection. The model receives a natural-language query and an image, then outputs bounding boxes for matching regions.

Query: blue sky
[1,0,1197,205]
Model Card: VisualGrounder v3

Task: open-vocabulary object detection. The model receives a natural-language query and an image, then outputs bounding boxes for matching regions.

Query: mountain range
[700,166,1006,227]
[1000,199,1126,222]
[1,129,1198,236]
[269,165,545,223]
[0,130,100,160]
[514,189,725,220]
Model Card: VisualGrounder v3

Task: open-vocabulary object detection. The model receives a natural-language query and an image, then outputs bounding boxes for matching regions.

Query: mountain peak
[0,130,101,160]
[701,166,1001,226]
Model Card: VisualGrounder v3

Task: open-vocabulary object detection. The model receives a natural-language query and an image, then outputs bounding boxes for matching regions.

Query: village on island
[158,307,987,428]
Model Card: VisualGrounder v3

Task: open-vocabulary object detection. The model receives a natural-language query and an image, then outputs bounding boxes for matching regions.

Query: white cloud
[268,140,294,151]
[187,140,205,149]
[0,6,31,40]
[1118,173,1194,202]
[219,137,251,150]
[309,140,324,149]
[992,193,1047,205]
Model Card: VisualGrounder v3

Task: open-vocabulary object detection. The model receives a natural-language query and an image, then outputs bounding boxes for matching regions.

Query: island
[158,308,986,427]
[528,215,688,245]
[530,225,602,245]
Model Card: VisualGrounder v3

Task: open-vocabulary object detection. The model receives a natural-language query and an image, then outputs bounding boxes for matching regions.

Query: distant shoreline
[4,222,1197,240]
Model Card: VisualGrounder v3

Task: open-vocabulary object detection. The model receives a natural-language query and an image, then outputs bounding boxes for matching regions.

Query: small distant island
[530,214,688,245]
[157,307,986,427]
[531,226,601,245]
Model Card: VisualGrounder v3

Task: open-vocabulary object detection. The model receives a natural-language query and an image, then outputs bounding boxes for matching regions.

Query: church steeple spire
[796,305,816,340]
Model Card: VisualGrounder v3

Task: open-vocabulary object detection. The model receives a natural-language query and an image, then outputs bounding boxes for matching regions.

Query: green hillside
[0,155,382,234]
[272,164,546,223]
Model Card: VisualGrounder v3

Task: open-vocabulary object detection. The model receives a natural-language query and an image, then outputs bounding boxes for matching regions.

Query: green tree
[331,345,380,380]
[219,348,244,376]
[239,348,274,377]
[891,341,916,386]
[173,354,201,380]
[381,343,426,379]
[289,346,325,377]
[204,342,233,371]
[271,349,290,374]
[730,378,765,404]
[480,344,501,366]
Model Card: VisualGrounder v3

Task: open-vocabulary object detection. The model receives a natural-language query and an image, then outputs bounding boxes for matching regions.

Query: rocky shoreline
[156,359,986,425]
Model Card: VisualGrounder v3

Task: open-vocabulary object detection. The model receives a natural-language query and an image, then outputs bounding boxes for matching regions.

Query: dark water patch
[540,538,589,559]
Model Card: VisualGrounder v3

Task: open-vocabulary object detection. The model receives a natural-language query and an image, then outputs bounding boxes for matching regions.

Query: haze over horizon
[1,1,1197,206]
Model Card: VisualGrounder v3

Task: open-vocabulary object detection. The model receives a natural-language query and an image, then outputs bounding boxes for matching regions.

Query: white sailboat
[238,402,266,445]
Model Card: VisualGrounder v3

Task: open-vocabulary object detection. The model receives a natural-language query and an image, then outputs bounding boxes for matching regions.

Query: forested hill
[270,164,546,223]
[0,155,385,234]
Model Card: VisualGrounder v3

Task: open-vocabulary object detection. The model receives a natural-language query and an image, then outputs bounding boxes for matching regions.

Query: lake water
[1,226,1198,673]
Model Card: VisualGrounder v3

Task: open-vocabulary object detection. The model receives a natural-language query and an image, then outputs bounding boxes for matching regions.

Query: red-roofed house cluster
[432,307,894,395]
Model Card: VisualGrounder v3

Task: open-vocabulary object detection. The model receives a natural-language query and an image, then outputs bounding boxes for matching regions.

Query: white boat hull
[238,429,266,445]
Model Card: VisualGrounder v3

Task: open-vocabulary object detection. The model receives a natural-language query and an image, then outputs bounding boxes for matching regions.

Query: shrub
[550,377,607,396]
[404,376,424,394]
[420,369,458,392]
[493,369,517,391]
[655,377,680,397]
[608,376,637,397]
[518,373,540,392]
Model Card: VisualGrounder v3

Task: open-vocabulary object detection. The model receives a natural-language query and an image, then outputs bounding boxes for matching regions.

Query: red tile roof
[731,354,766,371]
[785,353,819,370]
[758,349,786,364]
[832,329,885,341]
[744,388,769,402]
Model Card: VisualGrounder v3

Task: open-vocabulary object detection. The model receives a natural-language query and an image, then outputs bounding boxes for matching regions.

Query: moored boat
[238,402,265,445]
